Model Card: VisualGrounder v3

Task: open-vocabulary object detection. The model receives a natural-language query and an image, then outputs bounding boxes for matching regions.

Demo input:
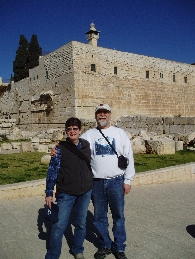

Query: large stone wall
[73,42,195,118]
[0,42,76,130]
[114,115,195,137]
[0,41,195,130]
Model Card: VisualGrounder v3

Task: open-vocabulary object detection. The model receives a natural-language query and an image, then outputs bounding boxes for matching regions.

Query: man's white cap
[95,104,111,113]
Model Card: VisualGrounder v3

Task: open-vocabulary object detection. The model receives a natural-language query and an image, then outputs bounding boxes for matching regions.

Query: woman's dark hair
[65,117,82,130]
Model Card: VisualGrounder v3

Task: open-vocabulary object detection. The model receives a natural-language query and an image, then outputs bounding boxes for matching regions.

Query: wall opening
[91,64,96,72]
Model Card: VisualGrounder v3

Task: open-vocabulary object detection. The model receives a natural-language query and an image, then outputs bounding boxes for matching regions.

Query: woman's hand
[50,145,58,157]
[45,196,53,209]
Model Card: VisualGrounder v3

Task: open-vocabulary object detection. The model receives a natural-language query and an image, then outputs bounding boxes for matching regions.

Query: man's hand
[45,196,53,209]
[123,184,131,195]
[50,144,58,157]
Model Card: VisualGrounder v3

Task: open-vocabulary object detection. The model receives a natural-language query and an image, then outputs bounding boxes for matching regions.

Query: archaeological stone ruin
[0,23,195,155]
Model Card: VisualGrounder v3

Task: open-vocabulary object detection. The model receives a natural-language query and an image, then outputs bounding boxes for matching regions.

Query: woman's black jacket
[56,138,93,195]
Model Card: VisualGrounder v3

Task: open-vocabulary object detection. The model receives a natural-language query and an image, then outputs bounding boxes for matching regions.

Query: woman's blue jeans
[92,175,126,252]
[45,190,92,259]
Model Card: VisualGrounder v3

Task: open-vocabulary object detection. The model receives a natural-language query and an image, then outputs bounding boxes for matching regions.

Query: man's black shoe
[94,247,112,259]
[114,251,128,259]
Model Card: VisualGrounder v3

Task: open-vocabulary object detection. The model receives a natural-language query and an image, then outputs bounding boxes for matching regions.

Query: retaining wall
[1,163,195,200]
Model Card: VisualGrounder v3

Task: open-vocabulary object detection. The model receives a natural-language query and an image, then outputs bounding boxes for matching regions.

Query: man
[45,118,93,259]
[81,104,135,259]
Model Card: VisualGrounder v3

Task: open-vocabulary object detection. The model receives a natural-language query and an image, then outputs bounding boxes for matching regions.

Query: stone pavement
[0,180,195,259]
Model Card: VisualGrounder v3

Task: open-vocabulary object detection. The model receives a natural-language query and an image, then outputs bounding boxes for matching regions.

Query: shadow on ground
[186,225,195,238]
[37,205,100,254]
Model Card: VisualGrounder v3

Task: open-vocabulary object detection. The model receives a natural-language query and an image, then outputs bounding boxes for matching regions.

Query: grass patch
[134,148,195,172]
[0,148,195,185]
[0,152,48,185]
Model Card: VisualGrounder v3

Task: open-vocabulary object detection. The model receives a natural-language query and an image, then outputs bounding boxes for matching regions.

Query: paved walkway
[0,180,195,259]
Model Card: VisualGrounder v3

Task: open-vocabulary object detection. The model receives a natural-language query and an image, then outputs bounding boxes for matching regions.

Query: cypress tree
[13,35,29,82]
[28,34,42,69]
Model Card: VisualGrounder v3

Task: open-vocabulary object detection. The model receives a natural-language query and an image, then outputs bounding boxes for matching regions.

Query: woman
[45,117,93,259]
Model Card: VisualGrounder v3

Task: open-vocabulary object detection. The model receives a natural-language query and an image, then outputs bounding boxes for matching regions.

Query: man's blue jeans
[92,175,126,252]
[45,190,92,259]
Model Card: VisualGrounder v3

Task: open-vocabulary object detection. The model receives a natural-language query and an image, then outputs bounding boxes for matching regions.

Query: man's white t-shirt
[81,126,135,184]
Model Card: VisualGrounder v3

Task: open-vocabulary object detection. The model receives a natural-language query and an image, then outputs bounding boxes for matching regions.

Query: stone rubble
[0,119,189,161]
[3,116,195,168]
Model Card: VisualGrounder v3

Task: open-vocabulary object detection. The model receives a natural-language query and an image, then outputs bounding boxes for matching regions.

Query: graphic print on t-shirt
[95,137,116,155]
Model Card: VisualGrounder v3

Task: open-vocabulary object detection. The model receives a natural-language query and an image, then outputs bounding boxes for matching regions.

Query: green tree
[13,35,29,82]
[28,34,42,69]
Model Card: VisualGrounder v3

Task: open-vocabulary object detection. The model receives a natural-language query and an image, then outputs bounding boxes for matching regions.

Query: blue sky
[0,0,195,82]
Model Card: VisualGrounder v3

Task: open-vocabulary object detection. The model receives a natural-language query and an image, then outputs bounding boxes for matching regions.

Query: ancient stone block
[37,144,49,153]
[31,137,39,143]
[131,137,146,154]
[186,132,195,144]
[187,117,195,124]
[147,139,175,155]
[2,123,12,128]
[39,139,51,144]
[164,117,173,125]
[169,125,181,134]
[1,143,12,150]
[175,141,183,151]
[41,154,51,165]
[11,142,21,150]
[151,125,163,134]
[20,142,33,152]
[176,117,187,125]
[51,132,63,141]
[184,125,193,134]
[163,125,170,134]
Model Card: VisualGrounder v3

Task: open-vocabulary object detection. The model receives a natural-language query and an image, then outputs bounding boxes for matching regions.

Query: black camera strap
[97,128,128,170]
[59,141,92,171]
